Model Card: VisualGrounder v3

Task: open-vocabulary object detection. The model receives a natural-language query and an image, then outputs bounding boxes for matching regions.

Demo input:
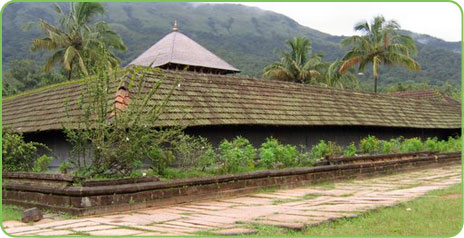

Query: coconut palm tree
[339,15,420,93]
[264,37,325,84]
[324,59,359,89]
[31,2,126,80]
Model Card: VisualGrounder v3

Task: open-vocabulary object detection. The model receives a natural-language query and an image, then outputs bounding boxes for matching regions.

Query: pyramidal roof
[129,27,240,73]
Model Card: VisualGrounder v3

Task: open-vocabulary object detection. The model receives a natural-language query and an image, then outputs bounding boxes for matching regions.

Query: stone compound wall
[2,151,461,216]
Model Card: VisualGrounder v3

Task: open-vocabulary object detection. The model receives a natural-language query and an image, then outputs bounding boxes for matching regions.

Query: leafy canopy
[263,36,326,84]
[339,15,420,92]
[31,2,126,80]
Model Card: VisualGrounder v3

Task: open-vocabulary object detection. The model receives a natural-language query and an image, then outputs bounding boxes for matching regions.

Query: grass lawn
[250,183,463,236]
[2,205,23,221]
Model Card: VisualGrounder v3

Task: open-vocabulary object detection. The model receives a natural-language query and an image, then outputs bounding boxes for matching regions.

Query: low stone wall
[3,151,461,216]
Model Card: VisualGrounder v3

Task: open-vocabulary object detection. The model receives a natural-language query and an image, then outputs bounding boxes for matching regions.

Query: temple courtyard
[3,165,462,236]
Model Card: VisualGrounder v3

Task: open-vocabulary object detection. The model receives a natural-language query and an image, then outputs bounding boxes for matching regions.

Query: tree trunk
[374,75,378,93]
[67,62,73,81]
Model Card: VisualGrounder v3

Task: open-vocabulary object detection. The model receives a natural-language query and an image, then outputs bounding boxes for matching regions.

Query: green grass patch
[272,198,300,205]
[316,181,336,189]
[336,193,354,197]
[70,231,90,236]
[303,193,323,199]
[252,184,463,236]
[2,205,23,221]
[255,186,278,194]
[251,224,298,236]
[393,182,424,190]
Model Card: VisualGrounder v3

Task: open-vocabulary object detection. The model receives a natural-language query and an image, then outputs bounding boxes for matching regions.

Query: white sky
[220,2,462,42]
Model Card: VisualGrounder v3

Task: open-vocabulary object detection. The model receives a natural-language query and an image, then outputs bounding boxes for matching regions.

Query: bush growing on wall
[63,46,185,178]
[439,136,461,152]
[296,147,316,166]
[310,140,342,160]
[424,137,439,151]
[359,135,380,154]
[173,134,217,171]
[310,140,328,160]
[400,137,423,153]
[343,142,357,157]
[32,155,54,173]
[218,137,256,173]
[2,130,52,172]
[380,140,394,154]
[258,137,298,169]
[58,161,72,174]
[327,141,342,157]
[388,137,403,153]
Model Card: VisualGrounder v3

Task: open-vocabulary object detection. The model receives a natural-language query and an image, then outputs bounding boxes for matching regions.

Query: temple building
[2,22,461,168]
[129,21,240,74]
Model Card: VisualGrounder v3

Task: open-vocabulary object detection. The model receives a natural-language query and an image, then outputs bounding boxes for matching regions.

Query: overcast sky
[221,2,461,42]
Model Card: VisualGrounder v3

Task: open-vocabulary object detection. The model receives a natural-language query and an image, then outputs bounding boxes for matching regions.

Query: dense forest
[2,2,461,95]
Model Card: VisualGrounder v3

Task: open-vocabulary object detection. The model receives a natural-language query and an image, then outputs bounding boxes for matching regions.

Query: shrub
[309,140,341,160]
[297,152,314,167]
[424,137,439,151]
[32,155,53,173]
[343,142,357,157]
[147,146,174,175]
[436,139,448,152]
[218,137,256,173]
[439,136,461,152]
[173,135,217,170]
[258,137,298,169]
[2,131,52,172]
[400,137,423,153]
[198,147,217,171]
[380,140,394,154]
[388,137,403,153]
[359,135,380,154]
[58,161,72,174]
[310,140,328,160]
[63,62,185,178]
[327,141,342,157]
[448,136,461,152]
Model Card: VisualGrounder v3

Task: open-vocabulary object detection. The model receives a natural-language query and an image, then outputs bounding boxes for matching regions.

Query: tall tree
[263,37,325,84]
[31,2,126,80]
[339,15,420,93]
[2,59,65,96]
[324,59,359,89]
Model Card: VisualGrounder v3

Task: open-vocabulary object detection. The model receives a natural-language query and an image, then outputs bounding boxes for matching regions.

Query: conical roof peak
[173,20,178,32]
[129,29,240,74]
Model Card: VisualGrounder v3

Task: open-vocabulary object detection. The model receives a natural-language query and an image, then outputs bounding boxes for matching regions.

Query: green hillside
[2,2,461,89]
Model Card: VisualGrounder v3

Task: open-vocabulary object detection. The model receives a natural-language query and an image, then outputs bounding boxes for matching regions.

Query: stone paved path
[3,165,461,236]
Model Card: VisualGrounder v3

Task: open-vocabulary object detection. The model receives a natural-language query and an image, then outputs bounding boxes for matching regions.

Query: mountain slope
[2,2,461,87]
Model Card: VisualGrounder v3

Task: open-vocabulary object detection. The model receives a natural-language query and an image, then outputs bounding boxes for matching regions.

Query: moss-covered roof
[3,69,461,133]
[384,90,461,106]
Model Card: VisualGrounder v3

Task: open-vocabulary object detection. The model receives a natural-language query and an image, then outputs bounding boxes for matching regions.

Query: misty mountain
[2,2,461,88]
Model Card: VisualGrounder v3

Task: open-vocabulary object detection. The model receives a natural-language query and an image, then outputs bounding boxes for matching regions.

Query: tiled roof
[384,90,460,106]
[128,31,240,73]
[3,69,461,133]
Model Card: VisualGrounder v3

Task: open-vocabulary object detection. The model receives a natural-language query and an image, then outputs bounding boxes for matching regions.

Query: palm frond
[354,21,370,34]
[31,37,57,51]
[339,56,364,74]
[44,49,64,71]
[75,2,105,26]
[54,3,63,15]
[63,46,78,70]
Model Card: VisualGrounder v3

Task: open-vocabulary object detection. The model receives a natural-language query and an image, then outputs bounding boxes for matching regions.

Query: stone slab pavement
[3,165,461,236]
